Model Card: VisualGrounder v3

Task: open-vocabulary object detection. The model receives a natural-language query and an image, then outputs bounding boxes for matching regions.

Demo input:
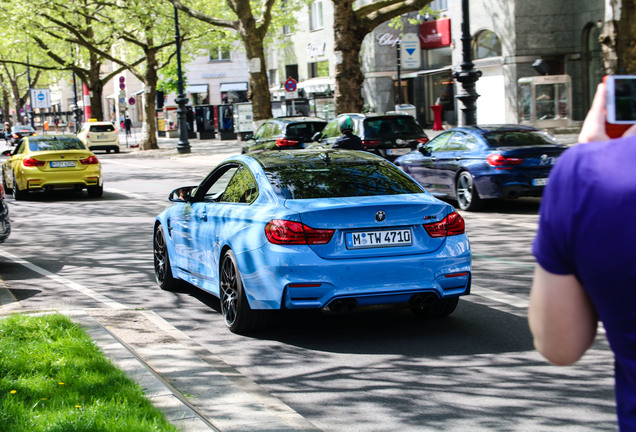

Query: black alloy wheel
[220,250,269,334]
[2,168,12,194]
[12,174,27,200]
[153,225,180,291]
[455,171,482,211]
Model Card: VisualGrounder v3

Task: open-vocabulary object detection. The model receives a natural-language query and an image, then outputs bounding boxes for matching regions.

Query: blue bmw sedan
[154,150,471,333]
[394,125,568,211]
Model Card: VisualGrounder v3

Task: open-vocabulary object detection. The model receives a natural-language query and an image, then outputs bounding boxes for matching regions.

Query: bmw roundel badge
[375,211,386,222]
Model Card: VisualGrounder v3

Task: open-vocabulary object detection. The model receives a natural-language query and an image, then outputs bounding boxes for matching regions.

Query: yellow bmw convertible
[1,135,103,200]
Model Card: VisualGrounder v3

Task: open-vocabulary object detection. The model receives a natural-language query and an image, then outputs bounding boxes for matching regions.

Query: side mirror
[417,142,431,156]
[169,186,196,202]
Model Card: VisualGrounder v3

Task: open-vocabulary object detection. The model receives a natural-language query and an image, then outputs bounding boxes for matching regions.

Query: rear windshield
[285,122,326,141]
[265,159,424,199]
[29,138,86,151]
[363,117,424,138]
[14,127,34,133]
[484,131,559,147]
[89,124,115,132]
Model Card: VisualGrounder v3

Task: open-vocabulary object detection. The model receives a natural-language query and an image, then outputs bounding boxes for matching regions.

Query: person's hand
[578,83,636,143]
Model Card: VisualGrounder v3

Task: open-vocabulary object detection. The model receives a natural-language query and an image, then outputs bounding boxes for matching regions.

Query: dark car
[311,113,429,161]
[9,125,36,146]
[241,117,327,153]
[394,124,568,211]
[0,183,10,243]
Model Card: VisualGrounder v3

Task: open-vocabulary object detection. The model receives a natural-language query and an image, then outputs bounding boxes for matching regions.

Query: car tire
[411,296,459,318]
[153,224,182,291]
[12,174,27,201]
[114,147,120,154]
[220,250,269,334]
[455,171,482,211]
[87,185,103,198]
[2,169,12,194]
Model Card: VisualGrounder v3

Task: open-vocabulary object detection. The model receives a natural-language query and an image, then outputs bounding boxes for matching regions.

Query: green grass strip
[0,313,179,432]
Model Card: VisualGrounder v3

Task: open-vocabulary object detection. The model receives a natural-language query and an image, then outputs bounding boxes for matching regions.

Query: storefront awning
[398,66,453,80]
[220,82,248,92]
[297,77,334,93]
[186,84,209,94]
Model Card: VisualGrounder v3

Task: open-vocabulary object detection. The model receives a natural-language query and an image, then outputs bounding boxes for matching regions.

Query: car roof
[450,124,542,134]
[83,121,114,126]
[245,149,387,169]
[271,116,327,123]
[337,113,416,120]
[26,135,82,143]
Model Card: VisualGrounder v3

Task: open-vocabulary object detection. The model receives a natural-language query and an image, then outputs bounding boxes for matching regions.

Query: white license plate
[387,148,411,156]
[346,228,412,249]
[50,161,75,168]
[532,177,548,186]
[97,134,106,139]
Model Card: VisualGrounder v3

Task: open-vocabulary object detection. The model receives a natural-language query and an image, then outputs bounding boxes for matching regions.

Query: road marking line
[472,284,528,308]
[106,187,168,207]
[0,249,127,310]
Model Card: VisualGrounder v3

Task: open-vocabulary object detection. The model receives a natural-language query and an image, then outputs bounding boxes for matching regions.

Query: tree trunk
[333,0,365,114]
[140,50,159,150]
[616,0,636,73]
[241,30,273,121]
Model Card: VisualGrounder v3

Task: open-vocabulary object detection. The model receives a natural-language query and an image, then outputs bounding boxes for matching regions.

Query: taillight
[424,212,465,238]
[0,184,4,199]
[416,137,429,144]
[265,220,334,245]
[86,131,90,138]
[22,157,45,167]
[80,155,99,165]
[361,140,381,148]
[12,133,18,138]
[486,154,523,167]
[275,138,300,147]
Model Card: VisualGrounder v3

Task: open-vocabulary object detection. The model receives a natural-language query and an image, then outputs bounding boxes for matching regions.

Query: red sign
[419,18,452,50]
[128,97,136,105]
[284,77,297,92]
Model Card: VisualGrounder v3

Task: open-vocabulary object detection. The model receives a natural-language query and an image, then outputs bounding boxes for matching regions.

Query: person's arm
[528,265,598,365]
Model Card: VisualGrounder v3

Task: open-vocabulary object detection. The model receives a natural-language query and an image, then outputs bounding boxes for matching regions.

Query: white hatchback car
[77,121,120,153]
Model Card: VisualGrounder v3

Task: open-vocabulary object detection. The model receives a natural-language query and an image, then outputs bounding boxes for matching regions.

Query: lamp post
[26,54,34,128]
[396,40,402,106]
[173,5,190,154]
[453,0,481,126]
[70,46,82,133]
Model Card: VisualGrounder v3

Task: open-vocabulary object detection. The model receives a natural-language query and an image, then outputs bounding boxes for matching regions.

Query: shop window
[209,47,231,62]
[310,1,323,31]
[308,61,329,79]
[472,30,501,59]
[429,0,447,11]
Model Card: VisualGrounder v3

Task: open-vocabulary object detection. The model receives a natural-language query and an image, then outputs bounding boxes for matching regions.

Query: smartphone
[606,75,636,124]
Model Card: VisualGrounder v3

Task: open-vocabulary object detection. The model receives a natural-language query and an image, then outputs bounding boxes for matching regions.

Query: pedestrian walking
[54,116,60,133]
[332,115,363,150]
[529,82,636,430]
[2,122,10,144]
[124,116,132,137]
[43,120,49,135]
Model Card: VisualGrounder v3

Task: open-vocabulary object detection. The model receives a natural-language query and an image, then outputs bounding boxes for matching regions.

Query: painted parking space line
[0,249,127,310]
[472,284,528,308]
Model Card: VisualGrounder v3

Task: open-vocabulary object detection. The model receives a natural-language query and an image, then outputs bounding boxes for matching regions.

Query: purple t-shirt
[533,135,636,430]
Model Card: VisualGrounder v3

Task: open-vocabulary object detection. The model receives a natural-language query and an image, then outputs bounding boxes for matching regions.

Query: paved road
[0,132,619,431]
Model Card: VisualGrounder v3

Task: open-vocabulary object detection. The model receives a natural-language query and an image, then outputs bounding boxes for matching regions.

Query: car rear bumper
[475,170,551,199]
[235,236,471,310]
[20,167,102,191]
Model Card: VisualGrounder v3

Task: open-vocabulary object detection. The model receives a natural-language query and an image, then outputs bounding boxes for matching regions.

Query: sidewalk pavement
[0,125,581,432]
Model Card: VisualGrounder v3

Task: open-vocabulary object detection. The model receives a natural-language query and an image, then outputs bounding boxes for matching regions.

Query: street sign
[128,97,136,105]
[284,77,297,92]
[119,83,126,90]
[119,76,125,84]
[400,33,421,69]
[30,89,51,109]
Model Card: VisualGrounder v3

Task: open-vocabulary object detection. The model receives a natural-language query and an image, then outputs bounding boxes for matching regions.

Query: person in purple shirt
[529,82,636,430]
